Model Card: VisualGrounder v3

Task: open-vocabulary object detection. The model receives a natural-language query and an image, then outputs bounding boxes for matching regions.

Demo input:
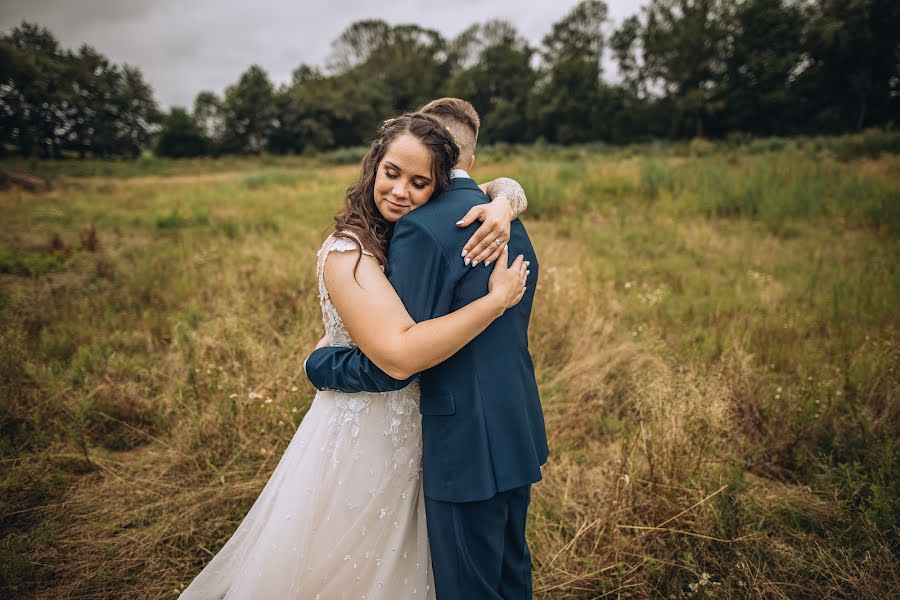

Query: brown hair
[332,112,460,271]
[419,97,480,164]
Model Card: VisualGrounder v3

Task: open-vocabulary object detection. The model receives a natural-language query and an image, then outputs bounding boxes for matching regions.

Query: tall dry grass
[2,138,898,599]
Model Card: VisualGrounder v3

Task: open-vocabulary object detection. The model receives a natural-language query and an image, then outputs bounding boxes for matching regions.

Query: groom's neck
[453,154,476,173]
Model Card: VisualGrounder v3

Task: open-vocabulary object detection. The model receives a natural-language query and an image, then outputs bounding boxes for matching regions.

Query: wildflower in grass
[687,572,718,596]
[248,391,261,399]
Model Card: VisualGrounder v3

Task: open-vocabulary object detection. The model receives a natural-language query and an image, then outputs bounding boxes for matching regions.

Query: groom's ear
[466,153,475,172]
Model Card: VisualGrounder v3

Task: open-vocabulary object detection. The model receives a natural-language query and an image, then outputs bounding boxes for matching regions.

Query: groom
[304,97,548,599]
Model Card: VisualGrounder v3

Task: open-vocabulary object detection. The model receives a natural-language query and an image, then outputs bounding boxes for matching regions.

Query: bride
[178,112,529,599]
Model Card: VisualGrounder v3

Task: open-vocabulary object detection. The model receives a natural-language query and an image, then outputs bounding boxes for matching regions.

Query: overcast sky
[0,0,644,110]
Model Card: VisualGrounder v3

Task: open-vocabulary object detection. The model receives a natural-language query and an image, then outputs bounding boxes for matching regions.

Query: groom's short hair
[419,97,480,166]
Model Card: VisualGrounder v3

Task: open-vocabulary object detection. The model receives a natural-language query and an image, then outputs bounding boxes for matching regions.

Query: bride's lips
[386,199,408,212]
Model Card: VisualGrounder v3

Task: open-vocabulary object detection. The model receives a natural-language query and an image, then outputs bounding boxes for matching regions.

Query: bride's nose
[392,181,409,199]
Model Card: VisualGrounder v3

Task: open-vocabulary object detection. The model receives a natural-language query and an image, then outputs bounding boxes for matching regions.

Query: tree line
[1,0,897,159]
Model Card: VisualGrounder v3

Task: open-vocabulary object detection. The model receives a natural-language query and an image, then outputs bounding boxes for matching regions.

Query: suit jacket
[305,176,548,503]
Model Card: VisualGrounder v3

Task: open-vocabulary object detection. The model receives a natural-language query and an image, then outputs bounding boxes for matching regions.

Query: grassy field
[1,137,898,599]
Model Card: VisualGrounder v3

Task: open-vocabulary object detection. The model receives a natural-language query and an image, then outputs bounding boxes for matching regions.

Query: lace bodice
[316,233,377,348]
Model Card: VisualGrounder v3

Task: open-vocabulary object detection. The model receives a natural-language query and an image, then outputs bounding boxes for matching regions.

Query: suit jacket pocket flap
[419,392,455,416]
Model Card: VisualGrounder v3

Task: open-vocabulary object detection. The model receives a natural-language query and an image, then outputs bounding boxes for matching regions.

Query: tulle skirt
[178,387,434,599]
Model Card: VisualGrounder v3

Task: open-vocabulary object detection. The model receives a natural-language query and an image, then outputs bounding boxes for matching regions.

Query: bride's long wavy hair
[333,112,460,270]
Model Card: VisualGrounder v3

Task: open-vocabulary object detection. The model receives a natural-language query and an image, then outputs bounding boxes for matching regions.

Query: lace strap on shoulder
[316,232,375,280]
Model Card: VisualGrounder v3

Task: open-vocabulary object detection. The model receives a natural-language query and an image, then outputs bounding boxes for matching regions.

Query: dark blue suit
[305,176,548,598]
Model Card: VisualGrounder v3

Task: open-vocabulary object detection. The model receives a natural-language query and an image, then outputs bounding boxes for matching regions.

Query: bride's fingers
[455,205,485,229]
[517,263,527,300]
[498,244,509,265]
[476,224,510,266]
[489,245,509,276]
[479,242,505,266]
[458,208,493,264]
[466,227,500,266]
[510,253,525,272]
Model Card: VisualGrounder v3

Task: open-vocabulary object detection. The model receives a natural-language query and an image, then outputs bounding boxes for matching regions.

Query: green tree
[193,91,226,155]
[113,65,160,157]
[65,45,110,157]
[721,0,805,135]
[156,107,209,157]
[326,19,392,73]
[1,22,158,158]
[328,21,448,113]
[532,0,609,143]
[268,66,387,153]
[372,25,449,113]
[445,21,536,143]
[642,0,734,138]
[0,23,69,157]
[221,65,276,154]
[799,0,900,132]
[541,0,608,66]
[610,15,646,96]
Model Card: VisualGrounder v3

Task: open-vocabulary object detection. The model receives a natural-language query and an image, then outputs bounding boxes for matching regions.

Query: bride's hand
[487,245,529,312]
[315,333,330,350]
[456,197,513,268]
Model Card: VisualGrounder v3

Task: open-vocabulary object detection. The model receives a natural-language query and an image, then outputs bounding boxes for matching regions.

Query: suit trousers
[425,484,532,599]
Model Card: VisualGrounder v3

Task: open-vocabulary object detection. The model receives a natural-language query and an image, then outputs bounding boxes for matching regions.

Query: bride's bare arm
[324,246,528,380]
[456,177,529,267]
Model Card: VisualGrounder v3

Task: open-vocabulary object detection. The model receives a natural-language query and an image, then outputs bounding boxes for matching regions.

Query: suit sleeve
[304,345,413,392]
[304,218,455,392]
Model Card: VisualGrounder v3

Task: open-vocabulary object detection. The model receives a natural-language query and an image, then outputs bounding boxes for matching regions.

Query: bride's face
[373,133,436,222]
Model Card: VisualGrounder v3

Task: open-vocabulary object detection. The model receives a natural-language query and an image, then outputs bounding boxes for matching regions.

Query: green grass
[1,135,898,598]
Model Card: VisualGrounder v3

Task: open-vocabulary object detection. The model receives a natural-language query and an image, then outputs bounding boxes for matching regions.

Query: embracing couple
[178,98,548,599]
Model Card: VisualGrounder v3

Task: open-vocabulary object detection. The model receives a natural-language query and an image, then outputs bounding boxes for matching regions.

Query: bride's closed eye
[384,169,428,190]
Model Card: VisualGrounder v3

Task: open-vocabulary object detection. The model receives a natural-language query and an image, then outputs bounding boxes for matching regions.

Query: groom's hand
[456,199,513,267]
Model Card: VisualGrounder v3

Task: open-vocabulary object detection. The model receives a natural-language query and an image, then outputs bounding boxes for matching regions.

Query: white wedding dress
[179,234,434,599]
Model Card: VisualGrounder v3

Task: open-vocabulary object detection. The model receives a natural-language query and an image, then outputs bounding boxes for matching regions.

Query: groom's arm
[303,347,413,392]
[305,218,455,393]
[481,177,528,219]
